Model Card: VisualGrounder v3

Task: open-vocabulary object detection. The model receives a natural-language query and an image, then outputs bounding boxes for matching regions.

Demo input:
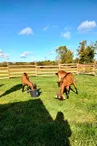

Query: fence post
[7,62,10,78]
[77,62,79,75]
[35,62,37,77]
[58,59,61,70]
[93,61,96,76]
[58,64,61,70]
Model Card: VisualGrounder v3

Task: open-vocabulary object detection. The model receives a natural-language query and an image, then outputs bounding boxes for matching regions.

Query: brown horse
[55,70,67,82]
[22,72,36,92]
[57,72,78,100]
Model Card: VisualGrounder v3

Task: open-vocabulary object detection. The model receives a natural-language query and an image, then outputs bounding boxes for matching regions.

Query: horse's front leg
[60,84,65,100]
[22,85,25,92]
[66,86,70,99]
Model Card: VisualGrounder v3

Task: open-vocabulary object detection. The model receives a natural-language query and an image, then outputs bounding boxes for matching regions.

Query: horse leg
[60,84,65,100]
[73,82,78,94]
[66,86,70,99]
[22,85,24,92]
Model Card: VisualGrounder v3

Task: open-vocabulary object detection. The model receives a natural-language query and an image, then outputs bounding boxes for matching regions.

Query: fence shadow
[0,99,72,146]
[0,84,22,97]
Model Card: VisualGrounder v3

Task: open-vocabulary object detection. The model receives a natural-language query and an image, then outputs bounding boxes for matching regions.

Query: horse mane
[62,72,71,79]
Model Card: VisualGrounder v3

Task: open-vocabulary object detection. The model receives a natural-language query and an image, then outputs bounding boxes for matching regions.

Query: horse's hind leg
[73,82,78,94]
[66,86,70,99]
[22,85,25,92]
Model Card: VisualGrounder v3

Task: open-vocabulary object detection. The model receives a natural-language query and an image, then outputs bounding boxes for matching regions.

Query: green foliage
[0,62,7,67]
[37,60,57,66]
[0,61,57,67]
[56,46,73,63]
[77,40,96,63]
[0,75,97,146]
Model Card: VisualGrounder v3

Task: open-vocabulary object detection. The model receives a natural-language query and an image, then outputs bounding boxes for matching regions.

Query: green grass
[0,75,97,146]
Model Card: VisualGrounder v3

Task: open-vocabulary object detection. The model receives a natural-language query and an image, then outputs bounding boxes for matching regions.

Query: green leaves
[77,40,96,63]
[56,46,73,63]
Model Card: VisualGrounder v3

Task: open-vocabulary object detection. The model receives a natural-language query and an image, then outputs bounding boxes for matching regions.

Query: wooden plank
[10,71,36,75]
[0,74,9,76]
[37,65,58,68]
[9,74,36,78]
[9,65,36,67]
[37,69,58,71]
[37,74,55,76]
[60,63,76,65]
[9,68,36,71]
[0,67,8,69]
[0,70,8,73]
[37,72,57,74]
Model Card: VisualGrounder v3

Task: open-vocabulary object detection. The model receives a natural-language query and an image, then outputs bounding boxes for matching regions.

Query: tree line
[56,40,97,64]
[0,40,97,66]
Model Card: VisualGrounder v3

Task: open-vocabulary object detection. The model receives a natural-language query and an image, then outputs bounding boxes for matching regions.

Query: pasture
[0,75,97,146]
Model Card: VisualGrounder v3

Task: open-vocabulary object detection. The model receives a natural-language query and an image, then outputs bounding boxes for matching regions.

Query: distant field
[0,75,97,146]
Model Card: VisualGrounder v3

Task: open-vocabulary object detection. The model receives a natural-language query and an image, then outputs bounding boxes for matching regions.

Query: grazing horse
[55,70,67,82]
[22,72,36,92]
[56,72,78,100]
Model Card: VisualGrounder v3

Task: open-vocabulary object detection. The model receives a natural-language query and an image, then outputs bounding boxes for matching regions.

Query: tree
[77,40,96,63]
[56,46,73,64]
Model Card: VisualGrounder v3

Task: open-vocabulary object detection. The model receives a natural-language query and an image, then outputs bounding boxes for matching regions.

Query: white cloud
[43,26,48,31]
[20,51,32,58]
[19,27,34,35]
[0,49,9,59]
[61,31,71,39]
[48,51,55,55]
[78,20,96,32]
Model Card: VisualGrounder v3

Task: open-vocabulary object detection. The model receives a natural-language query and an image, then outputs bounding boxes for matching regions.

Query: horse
[22,72,36,92]
[55,70,67,82]
[56,72,78,100]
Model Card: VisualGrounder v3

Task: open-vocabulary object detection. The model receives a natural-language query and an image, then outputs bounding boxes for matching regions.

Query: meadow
[0,75,97,146]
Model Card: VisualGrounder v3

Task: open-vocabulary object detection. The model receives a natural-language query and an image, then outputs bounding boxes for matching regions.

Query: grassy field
[0,75,97,146]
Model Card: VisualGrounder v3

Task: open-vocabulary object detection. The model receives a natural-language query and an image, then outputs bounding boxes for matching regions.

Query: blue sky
[0,0,97,62]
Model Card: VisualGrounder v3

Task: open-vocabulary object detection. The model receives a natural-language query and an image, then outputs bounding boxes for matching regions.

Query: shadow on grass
[0,99,72,146]
[0,84,22,97]
[0,84,4,87]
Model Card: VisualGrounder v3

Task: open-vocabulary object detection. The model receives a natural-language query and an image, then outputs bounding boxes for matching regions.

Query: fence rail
[0,62,96,79]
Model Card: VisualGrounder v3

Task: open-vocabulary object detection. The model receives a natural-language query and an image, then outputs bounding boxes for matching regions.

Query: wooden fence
[0,62,96,79]
[77,63,97,75]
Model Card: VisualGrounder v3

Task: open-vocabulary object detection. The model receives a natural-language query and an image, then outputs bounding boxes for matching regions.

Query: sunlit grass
[0,75,97,146]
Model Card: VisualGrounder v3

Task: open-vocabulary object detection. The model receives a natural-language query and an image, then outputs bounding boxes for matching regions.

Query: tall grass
[0,75,97,146]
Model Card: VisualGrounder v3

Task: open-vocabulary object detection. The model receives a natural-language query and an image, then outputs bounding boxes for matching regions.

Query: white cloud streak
[0,49,9,59]
[78,20,96,32]
[43,26,48,31]
[19,27,34,35]
[48,51,55,55]
[61,31,71,39]
[20,51,32,58]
